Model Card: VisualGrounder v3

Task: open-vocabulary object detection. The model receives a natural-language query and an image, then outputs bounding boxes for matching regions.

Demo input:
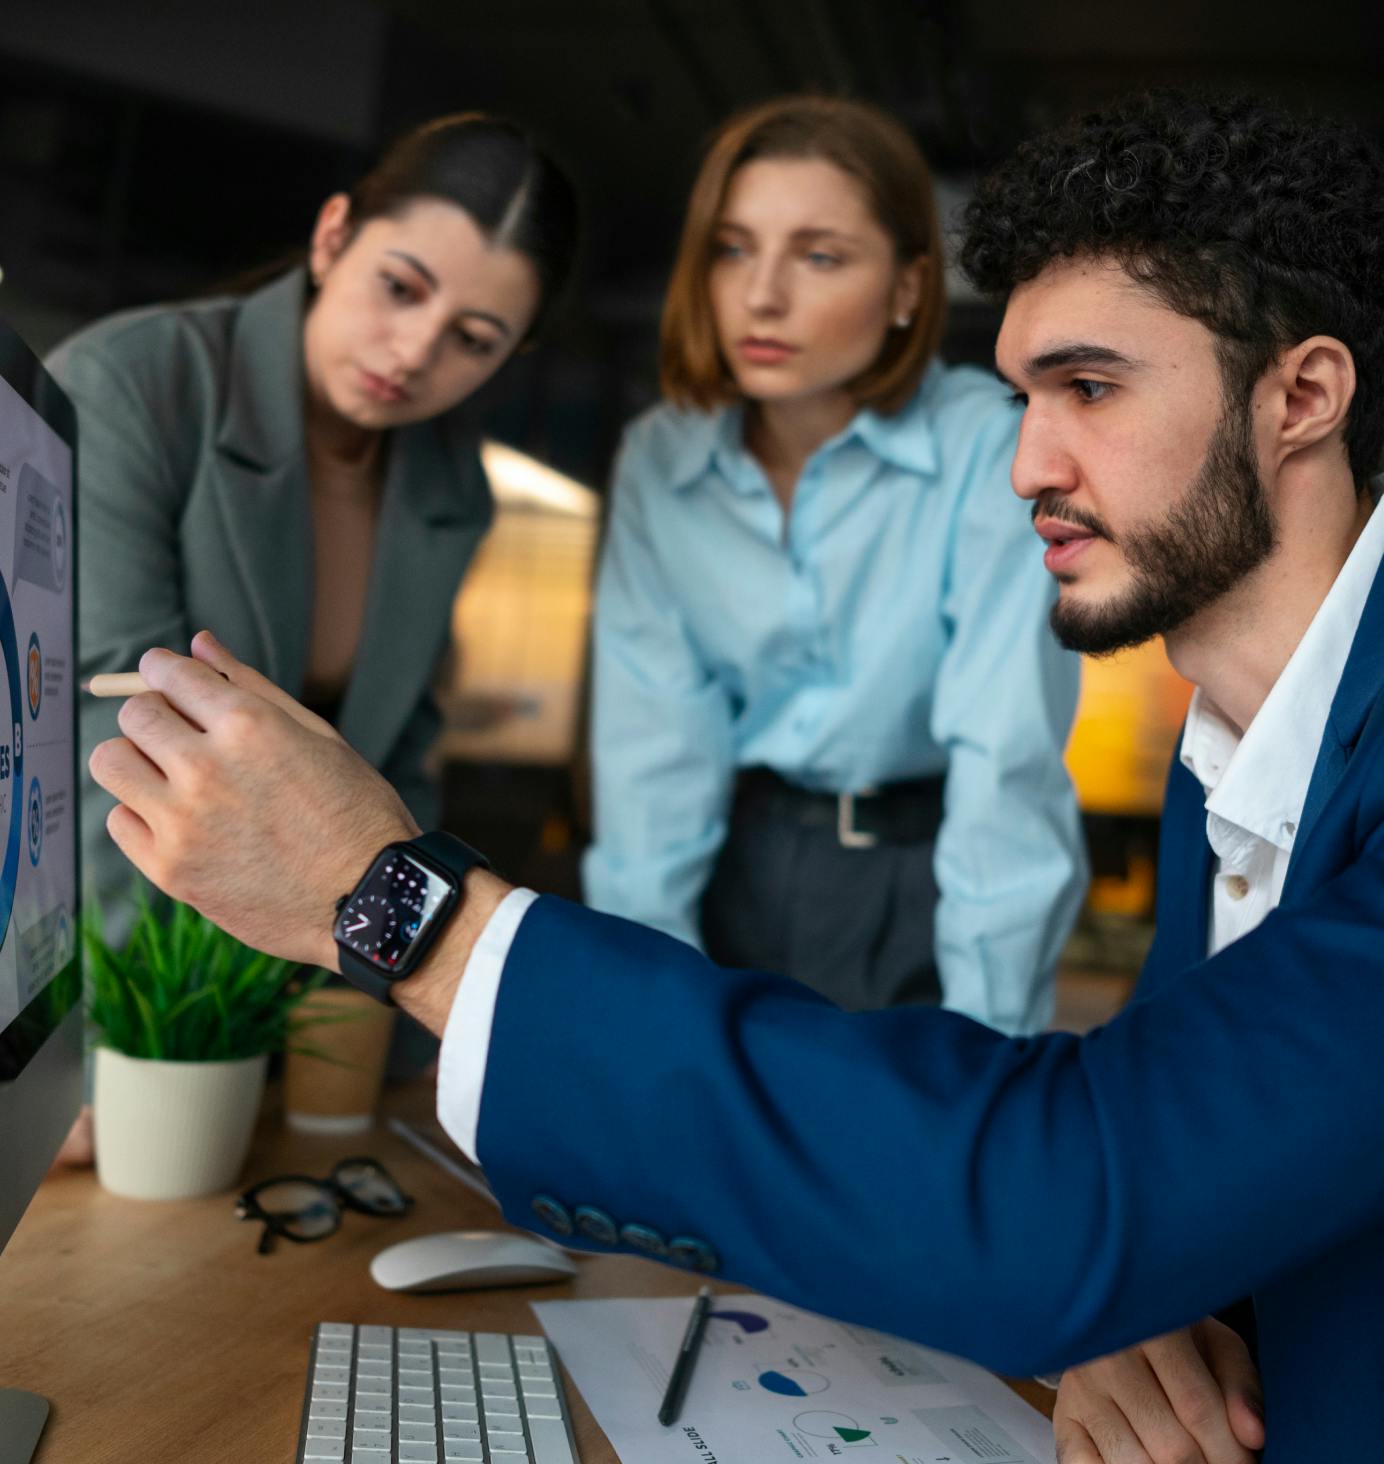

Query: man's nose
[1011,407,1078,503]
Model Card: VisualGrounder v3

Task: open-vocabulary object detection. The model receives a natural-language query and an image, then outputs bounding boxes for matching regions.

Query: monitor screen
[0,318,80,1255]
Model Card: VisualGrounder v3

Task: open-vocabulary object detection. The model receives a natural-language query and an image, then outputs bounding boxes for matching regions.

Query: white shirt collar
[1181,500,1384,856]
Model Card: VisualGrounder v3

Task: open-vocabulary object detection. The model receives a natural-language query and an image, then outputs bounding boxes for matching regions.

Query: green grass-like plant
[85,895,330,1062]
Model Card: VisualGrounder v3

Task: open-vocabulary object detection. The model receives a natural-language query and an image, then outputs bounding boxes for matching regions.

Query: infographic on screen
[0,369,75,1031]
[534,1295,1056,1463]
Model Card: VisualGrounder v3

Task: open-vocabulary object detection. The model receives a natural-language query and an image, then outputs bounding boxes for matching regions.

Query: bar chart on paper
[533,1295,1056,1463]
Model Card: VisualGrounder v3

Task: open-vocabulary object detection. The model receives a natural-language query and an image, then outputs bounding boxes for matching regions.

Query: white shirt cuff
[435,887,539,1164]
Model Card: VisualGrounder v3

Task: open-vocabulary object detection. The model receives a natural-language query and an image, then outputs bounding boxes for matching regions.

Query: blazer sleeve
[476,818,1384,1378]
[928,405,1088,1033]
[580,428,736,948]
[50,337,194,933]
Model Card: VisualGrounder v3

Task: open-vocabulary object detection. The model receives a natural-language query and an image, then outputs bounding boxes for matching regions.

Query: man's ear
[307,194,354,287]
[1268,335,1356,464]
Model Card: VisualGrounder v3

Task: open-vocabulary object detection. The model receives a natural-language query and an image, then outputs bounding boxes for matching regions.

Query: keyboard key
[307,1401,347,1422]
[524,1394,564,1421]
[441,1404,478,1423]
[526,1416,577,1464]
[475,1334,513,1365]
[353,1428,390,1450]
[443,1444,484,1462]
[305,1420,346,1441]
[352,1453,390,1464]
[398,1403,436,1423]
[442,1420,480,1441]
[399,1442,440,1462]
[301,1441,345,1461]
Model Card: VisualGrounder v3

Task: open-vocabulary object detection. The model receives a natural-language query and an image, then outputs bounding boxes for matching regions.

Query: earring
[894,313,913,329]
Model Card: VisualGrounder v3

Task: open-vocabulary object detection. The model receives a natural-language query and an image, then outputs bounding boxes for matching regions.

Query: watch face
[334,849,455,973]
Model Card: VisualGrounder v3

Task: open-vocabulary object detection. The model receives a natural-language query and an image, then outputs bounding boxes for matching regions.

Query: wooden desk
[0,1084,1053,1461]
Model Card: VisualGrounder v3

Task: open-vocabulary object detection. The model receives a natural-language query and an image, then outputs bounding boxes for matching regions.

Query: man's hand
[1053,1318,1264,1463]
[88,631,418,969]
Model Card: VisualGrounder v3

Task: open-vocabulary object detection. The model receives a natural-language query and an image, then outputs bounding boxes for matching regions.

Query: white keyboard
[295,1322,580,1463]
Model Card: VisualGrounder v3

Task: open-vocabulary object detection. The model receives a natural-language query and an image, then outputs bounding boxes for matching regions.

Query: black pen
[658,1285,713,1426]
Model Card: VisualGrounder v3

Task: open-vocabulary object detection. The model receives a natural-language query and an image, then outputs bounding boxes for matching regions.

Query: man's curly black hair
[960,90,1384,487]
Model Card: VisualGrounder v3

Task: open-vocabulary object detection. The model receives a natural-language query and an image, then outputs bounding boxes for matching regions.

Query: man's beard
[1045,397,1277,656]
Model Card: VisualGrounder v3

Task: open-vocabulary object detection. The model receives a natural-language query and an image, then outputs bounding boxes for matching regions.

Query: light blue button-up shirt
[583,362,1087,1033]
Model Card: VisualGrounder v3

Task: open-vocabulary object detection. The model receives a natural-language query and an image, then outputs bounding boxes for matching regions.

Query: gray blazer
[50,268,492,926]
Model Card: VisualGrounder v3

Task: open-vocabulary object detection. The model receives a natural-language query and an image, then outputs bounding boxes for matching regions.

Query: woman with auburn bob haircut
[583,95,1086,1030]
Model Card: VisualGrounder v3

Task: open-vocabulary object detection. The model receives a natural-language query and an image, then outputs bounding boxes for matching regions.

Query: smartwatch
[333,831,491,1003]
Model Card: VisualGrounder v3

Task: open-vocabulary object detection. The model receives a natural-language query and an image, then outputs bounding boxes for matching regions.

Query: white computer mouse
[370,1230,579,1293]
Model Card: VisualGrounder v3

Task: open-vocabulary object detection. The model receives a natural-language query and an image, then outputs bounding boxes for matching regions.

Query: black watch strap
[337,944,399,1004]
[335,832,491,1004]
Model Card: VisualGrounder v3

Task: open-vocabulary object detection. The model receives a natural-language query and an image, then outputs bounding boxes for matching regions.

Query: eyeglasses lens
[255,1180,340,1240]
[335,1160,408,1215]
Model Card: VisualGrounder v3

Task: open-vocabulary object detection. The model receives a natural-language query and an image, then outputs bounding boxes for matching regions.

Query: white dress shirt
[1180,500,1384,955]
[441,503,1384,1164]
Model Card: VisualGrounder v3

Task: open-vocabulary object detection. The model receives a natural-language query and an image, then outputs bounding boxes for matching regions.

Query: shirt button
[1224,874,1251,901]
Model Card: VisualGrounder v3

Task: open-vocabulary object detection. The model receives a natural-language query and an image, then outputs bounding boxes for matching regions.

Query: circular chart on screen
[0,569,23,948]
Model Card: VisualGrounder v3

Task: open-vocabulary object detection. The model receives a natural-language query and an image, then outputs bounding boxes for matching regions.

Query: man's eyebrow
[1020,343,1148,378]
[385,250,512,336]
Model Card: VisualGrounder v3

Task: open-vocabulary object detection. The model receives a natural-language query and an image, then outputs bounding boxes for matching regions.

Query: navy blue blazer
[476,561,1384,1462]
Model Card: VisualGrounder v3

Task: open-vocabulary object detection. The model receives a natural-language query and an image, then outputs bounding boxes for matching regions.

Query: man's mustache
[1031,494,1112,542]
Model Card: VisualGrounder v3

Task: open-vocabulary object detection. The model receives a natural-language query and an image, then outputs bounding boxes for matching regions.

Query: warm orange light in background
[438,442,599,766]
[1065,643,1193,817]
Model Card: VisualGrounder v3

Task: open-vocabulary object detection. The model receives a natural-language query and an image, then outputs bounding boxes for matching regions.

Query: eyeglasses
[235,1157,413,1254]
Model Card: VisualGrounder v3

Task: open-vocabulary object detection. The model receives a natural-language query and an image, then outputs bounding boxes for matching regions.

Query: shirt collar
[1180,498,1384,854]
[666,363,943,495]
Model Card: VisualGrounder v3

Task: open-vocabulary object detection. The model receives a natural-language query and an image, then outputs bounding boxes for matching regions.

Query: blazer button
[618,1223,668,1258]
[531,1194,574,1236]
[667,1236,719,1273]
[573,1206,618,1245]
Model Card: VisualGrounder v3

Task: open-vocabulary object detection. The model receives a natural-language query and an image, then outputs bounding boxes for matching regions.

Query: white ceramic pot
[93,1047,269,1200]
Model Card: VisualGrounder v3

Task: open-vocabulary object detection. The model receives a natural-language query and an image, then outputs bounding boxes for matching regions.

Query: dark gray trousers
[700,802,942,1012]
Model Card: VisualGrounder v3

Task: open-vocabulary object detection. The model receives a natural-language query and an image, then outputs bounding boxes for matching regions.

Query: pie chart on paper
[795,1410,876,1445]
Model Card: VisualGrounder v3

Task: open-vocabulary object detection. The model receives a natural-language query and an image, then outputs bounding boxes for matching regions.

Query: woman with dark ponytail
[53,113,578,929]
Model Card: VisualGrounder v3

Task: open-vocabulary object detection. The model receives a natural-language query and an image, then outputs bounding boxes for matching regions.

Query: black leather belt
[732,767,945,849]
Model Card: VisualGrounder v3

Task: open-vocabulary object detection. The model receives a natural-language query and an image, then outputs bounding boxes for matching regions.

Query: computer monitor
[0,317,81,1461]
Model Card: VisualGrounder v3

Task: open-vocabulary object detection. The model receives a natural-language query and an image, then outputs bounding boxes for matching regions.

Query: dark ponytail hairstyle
[346,113,579,340]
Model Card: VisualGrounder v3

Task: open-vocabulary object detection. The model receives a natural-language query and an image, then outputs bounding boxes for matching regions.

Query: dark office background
[4,0,1382,975]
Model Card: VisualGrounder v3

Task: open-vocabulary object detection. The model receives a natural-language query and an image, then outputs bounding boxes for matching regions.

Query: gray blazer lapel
[209,269,314,690]
[337,412,491,766]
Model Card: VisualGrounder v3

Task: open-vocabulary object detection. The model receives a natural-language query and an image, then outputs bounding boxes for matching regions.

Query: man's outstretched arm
[90,634,1384,1381]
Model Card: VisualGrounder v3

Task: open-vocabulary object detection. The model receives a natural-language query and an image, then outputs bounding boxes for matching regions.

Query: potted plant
[85,896,327,1200]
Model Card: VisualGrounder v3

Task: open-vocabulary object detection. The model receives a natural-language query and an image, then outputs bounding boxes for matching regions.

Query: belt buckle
[836,789,879,849]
